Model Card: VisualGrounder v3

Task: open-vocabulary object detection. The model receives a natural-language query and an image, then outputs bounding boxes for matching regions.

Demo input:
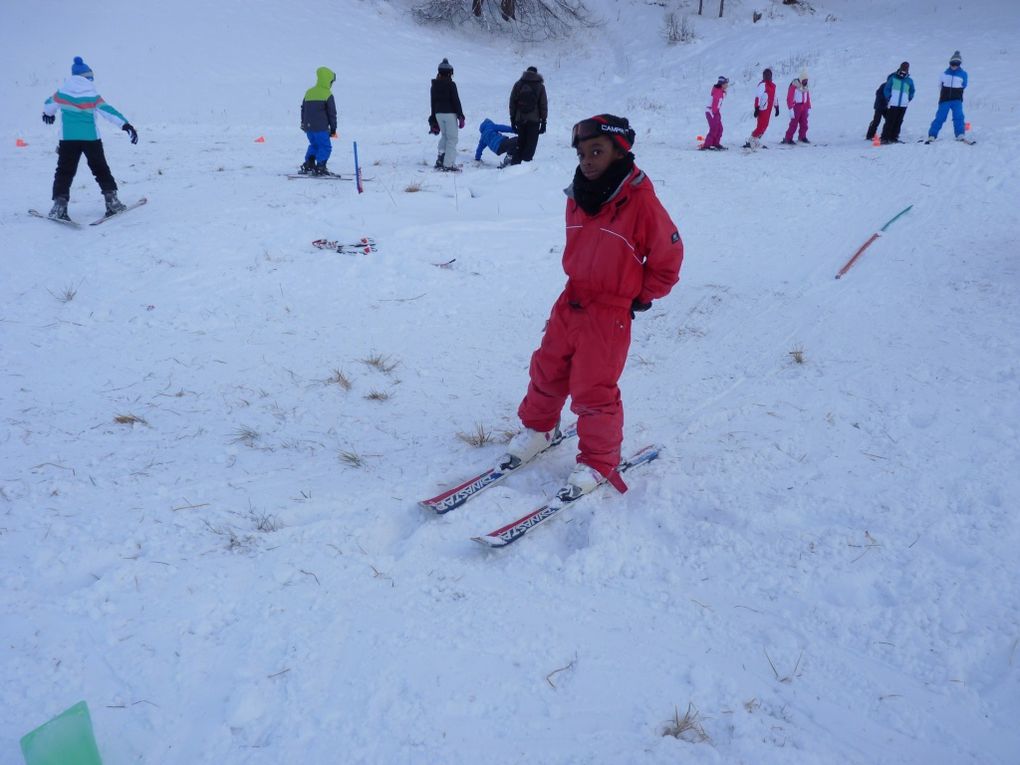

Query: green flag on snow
[20,701,103,765]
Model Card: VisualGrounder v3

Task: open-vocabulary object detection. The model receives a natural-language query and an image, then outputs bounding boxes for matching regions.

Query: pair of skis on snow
[419,423,660,548]
[312,237,376,254]
[28,198,148,229]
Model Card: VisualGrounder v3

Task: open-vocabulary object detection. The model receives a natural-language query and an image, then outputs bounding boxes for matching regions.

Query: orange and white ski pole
[835,204,913,279]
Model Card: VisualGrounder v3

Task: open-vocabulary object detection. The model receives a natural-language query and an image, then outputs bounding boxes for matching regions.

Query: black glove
[754,106,760,118]
[629,298,652,319]
[42,113,55,125]
[774,104,780,117]
[539,120,546,134]
[122,123,138,144]
[428,115,440,135]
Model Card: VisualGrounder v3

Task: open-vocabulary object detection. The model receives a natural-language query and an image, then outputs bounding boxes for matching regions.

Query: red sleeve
[786,82,796,108]
[635,193,683,304]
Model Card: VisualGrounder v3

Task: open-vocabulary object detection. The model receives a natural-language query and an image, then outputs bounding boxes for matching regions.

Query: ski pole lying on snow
[835,204,913,279]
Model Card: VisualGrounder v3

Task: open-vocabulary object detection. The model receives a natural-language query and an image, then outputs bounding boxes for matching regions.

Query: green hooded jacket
[301,67,337,133]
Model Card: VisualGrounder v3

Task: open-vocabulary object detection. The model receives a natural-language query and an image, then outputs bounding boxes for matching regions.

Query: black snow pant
[880,106,907,143]
[497,136,520,161]
[866,107,886,140]
[513,121,541,164]
[52,140,118,201]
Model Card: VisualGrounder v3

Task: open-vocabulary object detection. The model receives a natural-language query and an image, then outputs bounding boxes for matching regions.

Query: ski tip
[471,535,507,549]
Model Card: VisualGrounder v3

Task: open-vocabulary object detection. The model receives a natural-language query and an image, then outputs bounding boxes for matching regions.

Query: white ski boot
[498,425,560,471]
[556,463,603,502]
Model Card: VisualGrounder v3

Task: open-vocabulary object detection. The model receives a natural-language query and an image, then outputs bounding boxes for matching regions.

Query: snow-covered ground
[2,0,1019,762]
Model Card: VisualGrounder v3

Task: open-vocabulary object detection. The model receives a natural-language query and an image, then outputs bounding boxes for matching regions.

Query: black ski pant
[497,136,520,161]
[52,140,118,201]
[512,121,541,164]
[880,107,907,143]
[866,107,886,139]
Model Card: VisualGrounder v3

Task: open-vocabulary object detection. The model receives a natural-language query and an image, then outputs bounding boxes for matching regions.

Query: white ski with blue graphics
[472,444,661,548]
[419,423,578,515]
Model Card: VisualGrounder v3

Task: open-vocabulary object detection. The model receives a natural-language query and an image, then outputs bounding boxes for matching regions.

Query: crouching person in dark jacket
[866,79,888,140]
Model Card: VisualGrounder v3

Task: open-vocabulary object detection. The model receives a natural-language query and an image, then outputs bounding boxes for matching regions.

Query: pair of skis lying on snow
[420,423,660,548]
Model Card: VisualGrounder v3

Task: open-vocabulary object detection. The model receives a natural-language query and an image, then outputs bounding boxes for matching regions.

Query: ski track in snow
[2,0,1020,763]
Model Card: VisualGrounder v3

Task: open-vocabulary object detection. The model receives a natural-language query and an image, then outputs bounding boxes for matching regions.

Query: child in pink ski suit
[782,72,811,144]
[701,76,729,150]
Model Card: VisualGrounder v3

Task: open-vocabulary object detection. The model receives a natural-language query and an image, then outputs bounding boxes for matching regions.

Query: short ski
[90,197,148,226]
[420,423,579,515]
[286,173,372,181]
[312,237,377,254]
[28,210,82,229]
[472,444,661,548]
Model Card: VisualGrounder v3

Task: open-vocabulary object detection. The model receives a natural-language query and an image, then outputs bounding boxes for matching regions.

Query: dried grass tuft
[114,413,148,426]
[457,423,493,447]
[662,702,711,743]
[361,353,400,374]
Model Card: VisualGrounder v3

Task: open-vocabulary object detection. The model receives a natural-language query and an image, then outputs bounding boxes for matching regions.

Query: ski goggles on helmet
[570,116,635,151]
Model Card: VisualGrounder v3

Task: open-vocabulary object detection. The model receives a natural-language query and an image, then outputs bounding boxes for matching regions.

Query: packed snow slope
[2,0,1019,763]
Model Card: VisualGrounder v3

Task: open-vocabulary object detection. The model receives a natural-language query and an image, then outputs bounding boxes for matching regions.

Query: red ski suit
[518,167,683,483]
[752,79,777,138]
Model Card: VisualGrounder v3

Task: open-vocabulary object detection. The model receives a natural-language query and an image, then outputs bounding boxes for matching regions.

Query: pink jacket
[705,85,726,115]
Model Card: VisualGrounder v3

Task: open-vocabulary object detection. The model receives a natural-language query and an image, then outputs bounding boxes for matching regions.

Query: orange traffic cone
[254,136,265,143]
[696,135,704,142]
[872,135,881,147]
[16,138,28,147]
[964,122,971,132]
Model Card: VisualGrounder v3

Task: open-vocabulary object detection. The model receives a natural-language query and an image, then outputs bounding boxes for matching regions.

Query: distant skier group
[423,58,549,172]
[698,49,970,151]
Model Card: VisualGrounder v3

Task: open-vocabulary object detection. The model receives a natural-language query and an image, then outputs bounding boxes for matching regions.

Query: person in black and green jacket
[299,67,338,175]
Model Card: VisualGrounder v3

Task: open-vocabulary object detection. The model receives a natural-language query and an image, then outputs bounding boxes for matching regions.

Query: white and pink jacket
[705,85,726,115]
[786,78,811,109]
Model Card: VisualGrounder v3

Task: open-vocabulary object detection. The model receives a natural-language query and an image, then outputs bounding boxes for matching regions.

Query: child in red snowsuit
[744,68,778,149]
[500,114,684,498]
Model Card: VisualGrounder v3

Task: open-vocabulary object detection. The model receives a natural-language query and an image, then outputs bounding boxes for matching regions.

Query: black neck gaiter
[571,154,635,216]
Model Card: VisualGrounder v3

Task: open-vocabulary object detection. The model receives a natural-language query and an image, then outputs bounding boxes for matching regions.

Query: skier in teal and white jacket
[42,56,139,221]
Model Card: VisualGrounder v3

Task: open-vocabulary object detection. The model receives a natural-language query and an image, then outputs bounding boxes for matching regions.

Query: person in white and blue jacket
[42,56,138,220]
[880,62,915,144]
[925,51,968,143]
[474,118,519,167]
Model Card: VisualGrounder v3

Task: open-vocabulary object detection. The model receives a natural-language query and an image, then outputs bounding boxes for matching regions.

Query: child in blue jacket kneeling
[475,118,518,167]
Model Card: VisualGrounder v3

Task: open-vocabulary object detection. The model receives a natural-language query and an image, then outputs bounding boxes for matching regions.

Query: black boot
[312,162,329,176]
[434,153,444,169]
[103,190,126,215]
[48,197,70,221]
[299,157,315,174]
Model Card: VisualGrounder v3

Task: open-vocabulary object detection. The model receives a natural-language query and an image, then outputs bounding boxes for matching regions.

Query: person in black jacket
[508,66,548,164]
[866,78,889,141]
[430,58,465,171]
